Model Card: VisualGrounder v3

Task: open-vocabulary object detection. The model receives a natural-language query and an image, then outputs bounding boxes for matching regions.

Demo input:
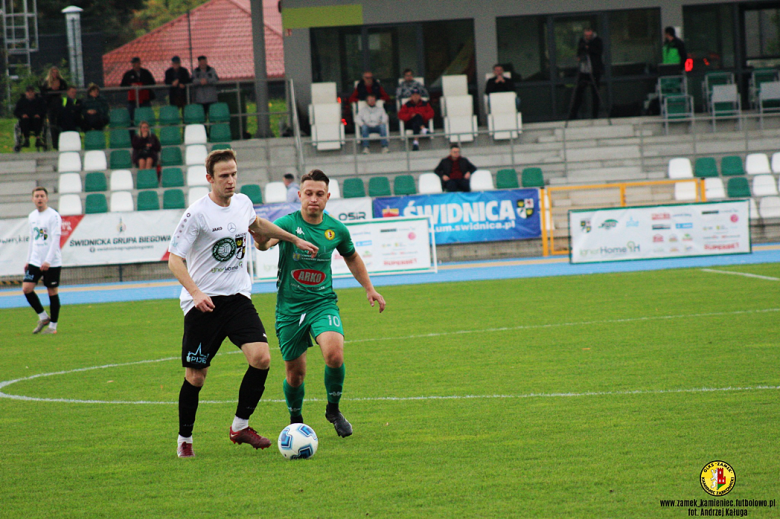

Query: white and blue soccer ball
[278,424,318,460]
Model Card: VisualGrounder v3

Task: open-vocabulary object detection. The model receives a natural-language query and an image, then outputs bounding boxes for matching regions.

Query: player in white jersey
[168,149,318,458]
[23,187,62,335]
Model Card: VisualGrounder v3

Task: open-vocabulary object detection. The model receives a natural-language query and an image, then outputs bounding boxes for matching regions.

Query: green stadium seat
[694,157,718,178]
[161,167,184,188]
[133,106,156,127]
[210,143,232,151]
[721,156,744,176]
[84,130,106,150]
[159,126,182,146]
[85,193,108,214]
[496,169,519,189]
[137,190,160,211]
[393,175,416,196]
[368,176,392,197]
[209,123,232,143]
[109,150,133,170]
[158,105,181,126]
[109,108,131,129]
[521,167,544,188]
[84,172,107,192]
[184,104,206,124]
[163,189,186,209]
[136,169,159,189]
[109,129,132,149]
[726,177,751,198]
[208,102,231,123]
[240,184,263,204]
[161,147,183,167]
[342,178,365,198]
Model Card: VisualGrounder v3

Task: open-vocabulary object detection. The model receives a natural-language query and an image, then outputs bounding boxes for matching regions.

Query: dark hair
[403,68,413,75]
[197,55,207,61]
[283,173,295,180]
[25,85,36,92]
[87,83,100,95]
[366,92,377,98]
[493,63,503,69]
[665,26,676,37]
[205,149,237,177]
[450,144,460,150]
[301,169,329,186]
[32,186,48,195]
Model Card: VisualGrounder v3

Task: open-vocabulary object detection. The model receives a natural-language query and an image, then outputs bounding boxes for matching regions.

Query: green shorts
[275,304,344,361]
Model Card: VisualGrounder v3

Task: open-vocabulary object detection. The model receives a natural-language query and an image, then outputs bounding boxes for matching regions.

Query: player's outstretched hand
[193,291,215,313]
[295,238,319,258]
[367,289,386,313]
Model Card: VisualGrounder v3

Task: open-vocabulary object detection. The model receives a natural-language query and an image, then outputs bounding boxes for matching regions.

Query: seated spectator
[132,121,161,170]
[397,89,434,151]
[120,57,156,125]
[355,93,389,154]
[485,64,516,95]
[40,66,67,150]
[164,56,191,109]
[14,86,46,151]
[283,173,300,203]
[192,55,219,116]
[396,68,428,99]
[348,71,390,104]
[59,86,82,133]
[80,84,110,132]
[434,145,476,192]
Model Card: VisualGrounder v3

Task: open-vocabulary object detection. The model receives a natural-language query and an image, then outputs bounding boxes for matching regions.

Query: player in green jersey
[252,169,385,437]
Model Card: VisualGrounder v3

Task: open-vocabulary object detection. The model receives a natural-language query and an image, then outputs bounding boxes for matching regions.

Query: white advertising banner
[569,200,751,264]
[0,218,30,277]
[253,216,436,281]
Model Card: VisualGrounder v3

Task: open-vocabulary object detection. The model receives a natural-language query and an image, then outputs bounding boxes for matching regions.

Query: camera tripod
[565,54,612,128]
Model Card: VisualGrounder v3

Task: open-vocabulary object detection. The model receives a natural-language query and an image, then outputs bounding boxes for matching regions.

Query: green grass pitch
[0,264,778,518]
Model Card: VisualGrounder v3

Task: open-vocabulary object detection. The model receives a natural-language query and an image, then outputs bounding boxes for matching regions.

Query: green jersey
[273,211,355,317]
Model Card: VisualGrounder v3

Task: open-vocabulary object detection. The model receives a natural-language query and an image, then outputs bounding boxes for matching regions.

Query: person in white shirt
[355,93,389,154]
[23,187,62,335]
[167,148,318,458]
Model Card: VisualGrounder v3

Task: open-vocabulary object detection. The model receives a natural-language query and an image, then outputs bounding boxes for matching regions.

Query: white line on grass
[1,307,778,404]
[701,268,780,281]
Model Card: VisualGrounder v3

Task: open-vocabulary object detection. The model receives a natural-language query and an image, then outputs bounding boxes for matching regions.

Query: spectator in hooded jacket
[192,55,219,116]
[348,71,391,104]
[354,93,390,154]
[397,89,434,151]
[80,84,110,132]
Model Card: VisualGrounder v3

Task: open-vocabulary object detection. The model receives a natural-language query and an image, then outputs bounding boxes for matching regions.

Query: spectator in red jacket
[347,71,390,104]
[434,145,477,192]
[398,89,434,151]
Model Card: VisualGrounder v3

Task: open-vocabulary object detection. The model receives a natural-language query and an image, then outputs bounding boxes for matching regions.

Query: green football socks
[283,379,305,420]
[324,364,345,405]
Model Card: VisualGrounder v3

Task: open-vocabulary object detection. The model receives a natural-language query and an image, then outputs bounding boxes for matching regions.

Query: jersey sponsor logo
[33,226,49,241]
[212,237,237,262]
[186,345,209,365]
[292,269,326,286]
[324,229,335,240]
[235,234,246,260]
[227,222,237,233]
[212,227,223,232]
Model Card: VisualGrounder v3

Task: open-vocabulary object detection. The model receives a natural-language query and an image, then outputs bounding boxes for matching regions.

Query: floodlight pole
[61,5,84,87]
[250,0,271,138]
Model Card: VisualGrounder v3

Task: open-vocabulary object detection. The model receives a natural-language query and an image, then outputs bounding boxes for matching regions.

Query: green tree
[131,0,210,37]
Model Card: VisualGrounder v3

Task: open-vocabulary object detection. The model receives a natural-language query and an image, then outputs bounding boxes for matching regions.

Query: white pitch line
[701,268,780,281]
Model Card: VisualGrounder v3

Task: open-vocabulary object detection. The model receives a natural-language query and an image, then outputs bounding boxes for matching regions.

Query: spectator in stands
[434,145,477,193]
[165,56,191,109]
[397,89,434,151]
[568,27,604,120]
[396,69,428,100]
[14,86,46,151]
[355,93,389,154]
[485,64,516,95]
[120,57,156,125]
[283,173,300,204]
[132,121,161,170]
[40,66,67,150]
[192,55,219,116]
[80,84,110,132]
[59,86,82,133]
[662,27,688,73]
[348,71,390,104]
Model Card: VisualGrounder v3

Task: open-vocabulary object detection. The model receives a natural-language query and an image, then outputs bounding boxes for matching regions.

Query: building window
[496,15,549,81]
[609,9,661,76]
[683,4,736,71]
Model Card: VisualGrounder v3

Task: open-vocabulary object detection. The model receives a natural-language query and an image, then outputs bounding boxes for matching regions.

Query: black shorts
[181,294,267,368]
[24,265,62,288]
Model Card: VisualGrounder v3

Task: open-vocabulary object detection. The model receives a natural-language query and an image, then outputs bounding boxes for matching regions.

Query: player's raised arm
[249,217,318,256]
[168,252,215,312]
[343,251,386,313]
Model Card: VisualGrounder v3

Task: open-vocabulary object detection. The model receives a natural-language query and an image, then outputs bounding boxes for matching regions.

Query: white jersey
[27,207,62,268]
[168,193,257,314]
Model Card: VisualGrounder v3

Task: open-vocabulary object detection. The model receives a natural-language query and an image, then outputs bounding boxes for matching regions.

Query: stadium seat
[773,152,780,174]
[158,105,181,126]
[209,124,232,143]
[470,170,494,191]
[83,130,106,151]
[186,145,208,166]
[393,175,417,196]
[668,158,693,179]
[496,169,519,189]
[187,165,209,186]
[310,82,338,105]
[329,179,341,199]
[84,172,107,192]
[136,169,158,189]
[368,177,392,197]
[109,129,132,149]
[58,172,82,194]
[188,186,210,205]
[752,175,778,196]
[745,153,771,175]
[674,181,697,201]
[265,182,287,204]
[108,107,131,129]
[240,184,263,204]
[704,178,726,200]
[419,173,443,194]
[759,196,780,218]
[58,194,83,215]
[159,126,182,146]
[750,197,759,220]
[709,84,740,128]
[184,104,206,125]
[342,178,365,198]
[137,190,160,211]
[163,189,186,209]
[208,102,230,123]
[521,168,544,188]
[83,150,108,172]
[661,94,694,133]
[161,147,183,167]
[184,124,208,145]
[727,177,751,198]
[134,106,155,127]
[110,170,134,191]
[85,193,108,214]
[694,157,718,178]
[161,167,185,188]
[443,95,478,143]
[311,103,345,151]
[442,75,468,97]
[758,81,780,128]
[58,152,81,173]
[211,143,232,151]
[110,191,134,212]
[58,131,81,152]
[109,150,133,170]
[721,156,744,176]
[487,92,522,140]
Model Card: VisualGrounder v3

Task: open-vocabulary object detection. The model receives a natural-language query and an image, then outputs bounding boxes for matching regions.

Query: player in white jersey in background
[23,187,62,335]
[168,149,318,458]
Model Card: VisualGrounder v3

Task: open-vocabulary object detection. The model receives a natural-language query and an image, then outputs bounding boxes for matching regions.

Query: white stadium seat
[186,165,209,186]
[674,181,698,201]
[704,178,726,200]
[772,152,780,174]
[752,175,778,196]
[418,173,443,194]
[109,191,134,212]
[83,150,107,172]
[668,158,693,179]
[745,153,771,175]
[109,170,134,191]
[58,131,81,152]
[188,186,209,206]
[487,92,522,140]
[184,124,208,145]
[58,172,82,194]
[310,82,337,105]
[58,152,81,173]
[759,196,780,218]
[310,103,345,151]
[185,144,208,166]
[58,194,83,216]
[470,170,494,191]
[442,75,468,97]
[328,178,342,200]
[443,95,478,143]
[265,182,287,204]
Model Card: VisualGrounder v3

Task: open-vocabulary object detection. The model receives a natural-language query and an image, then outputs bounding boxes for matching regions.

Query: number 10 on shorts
[327,315,341,327]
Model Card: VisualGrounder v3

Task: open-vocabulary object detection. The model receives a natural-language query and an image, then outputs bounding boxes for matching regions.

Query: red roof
[103,0,283,86]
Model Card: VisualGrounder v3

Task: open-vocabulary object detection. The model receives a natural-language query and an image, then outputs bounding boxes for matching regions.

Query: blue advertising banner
[373,189,540,244]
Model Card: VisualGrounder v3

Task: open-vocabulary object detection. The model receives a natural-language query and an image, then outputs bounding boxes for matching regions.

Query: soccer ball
[278,424,318,460]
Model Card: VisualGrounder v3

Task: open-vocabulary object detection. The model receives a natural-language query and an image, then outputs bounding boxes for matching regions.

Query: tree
[36,0,145,51]
[131,0,210,37]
